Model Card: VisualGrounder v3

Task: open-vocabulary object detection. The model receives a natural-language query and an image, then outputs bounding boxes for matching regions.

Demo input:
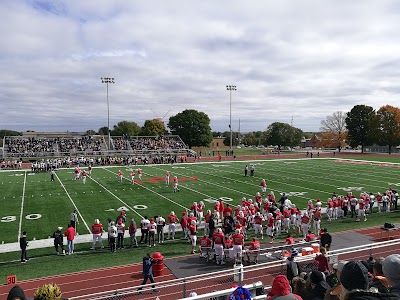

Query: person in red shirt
[168,211,178,240]
[314,247,329,272]
[300,212,310,239]
[173,176,179,193]
[223,204,233,217]
[64,224,75,255]
[213,202,221,224]
[313,209,321,235]
[180,212,188,239]
[253,212,264,240]
[232,229,244,265]
[91,219,104,250]
[260,179,267,195]
[199,235,212,260]
[165,171,170,185]
[81,170,87,184]
[283,208,291,234]
[305,230,316,242]
[266,213,275,243]
[356,199,367,222]
[197,201,205,225]
[246,237,260,263]
[188,220,197,254]
[137,168,142,181]
[204,209,212,236]
[130,170,135,184]
[117,170,123,183]
[212,228,225,265]
[285,234,295,245]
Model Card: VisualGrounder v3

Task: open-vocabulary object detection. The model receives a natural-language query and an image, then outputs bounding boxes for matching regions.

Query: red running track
[0,262,176,299]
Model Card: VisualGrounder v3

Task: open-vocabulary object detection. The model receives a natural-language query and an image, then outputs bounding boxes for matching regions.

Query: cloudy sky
[1,0,400,134]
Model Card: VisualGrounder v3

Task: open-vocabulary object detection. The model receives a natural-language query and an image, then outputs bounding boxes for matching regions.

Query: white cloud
[1,0,400,133]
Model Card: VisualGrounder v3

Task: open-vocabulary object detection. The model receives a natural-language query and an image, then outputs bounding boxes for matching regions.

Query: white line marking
[102,168,188,212]
[88,173,144,219]
[17,171,27,241]
[55,173,91,233]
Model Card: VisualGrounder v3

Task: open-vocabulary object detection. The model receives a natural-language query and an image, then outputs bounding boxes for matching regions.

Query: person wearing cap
[320,228,332,251]
[116,218,125,249]
[369,257,389,293]
[137,253,159,294]
[52,227,65,255]
[340,260,399,300]
[7,285,27,300]
[108,221,117,252]
[286,248,301,285]
[19,231,28,263]
[267,275,302,300]
[383,254,400,297]
[326,263,339,288]
[305,270,330,300]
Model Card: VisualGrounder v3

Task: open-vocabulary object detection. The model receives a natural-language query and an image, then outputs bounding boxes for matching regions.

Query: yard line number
[1,214,42,223]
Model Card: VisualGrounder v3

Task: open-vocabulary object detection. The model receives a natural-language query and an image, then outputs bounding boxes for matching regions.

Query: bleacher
[2,135,191,158]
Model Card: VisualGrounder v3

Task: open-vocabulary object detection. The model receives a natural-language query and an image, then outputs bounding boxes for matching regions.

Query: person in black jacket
[320,228,332,251]
[53,227,65,255]
[19,231,28,263]
[208,216,216,239]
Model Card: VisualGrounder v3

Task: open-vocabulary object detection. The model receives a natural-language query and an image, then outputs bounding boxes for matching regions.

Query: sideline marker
[6,275,17,285]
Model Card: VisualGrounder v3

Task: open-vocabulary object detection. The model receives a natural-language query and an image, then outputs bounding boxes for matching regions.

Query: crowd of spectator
[5,137,57,156]
[271,253,400,300]
[129,136,186,151]
[3,135,188,157]
[58,136,103,153]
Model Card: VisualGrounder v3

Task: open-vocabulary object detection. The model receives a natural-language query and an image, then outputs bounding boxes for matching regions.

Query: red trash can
[152,252,164,277]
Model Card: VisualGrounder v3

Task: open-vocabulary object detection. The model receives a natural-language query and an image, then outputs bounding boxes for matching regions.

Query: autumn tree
[376,105,400,154]
[320,111,348,151]
[345,105,377,153]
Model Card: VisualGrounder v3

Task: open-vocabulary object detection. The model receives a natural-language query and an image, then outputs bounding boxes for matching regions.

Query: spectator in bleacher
[340,260,399,300]
[326,263,339,288]
[7,285,27,300]
[369,258,389,293]
[267,275,302,300]
[292,276,307,299]
[286,248,301,285]
[383,254,400,297]
[303,270,329,300]
[314,247,329,273]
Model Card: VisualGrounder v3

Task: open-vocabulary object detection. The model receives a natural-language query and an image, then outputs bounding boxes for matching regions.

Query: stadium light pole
[101,77,115,150]
[226,85,236,154]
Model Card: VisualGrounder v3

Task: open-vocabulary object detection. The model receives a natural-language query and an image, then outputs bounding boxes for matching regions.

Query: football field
[1,157,399,244]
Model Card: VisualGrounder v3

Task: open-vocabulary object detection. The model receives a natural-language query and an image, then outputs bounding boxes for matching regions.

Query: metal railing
[68,238,400,300]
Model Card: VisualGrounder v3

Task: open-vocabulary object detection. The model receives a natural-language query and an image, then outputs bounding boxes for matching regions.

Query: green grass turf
[0,155,400,280]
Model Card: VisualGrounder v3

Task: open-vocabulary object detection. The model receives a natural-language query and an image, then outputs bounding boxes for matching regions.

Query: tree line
[1,104,399,152]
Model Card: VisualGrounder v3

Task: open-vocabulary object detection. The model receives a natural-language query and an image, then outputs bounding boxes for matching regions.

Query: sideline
[17,171,27,241]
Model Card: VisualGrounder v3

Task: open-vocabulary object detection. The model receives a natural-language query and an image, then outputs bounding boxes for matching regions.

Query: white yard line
[17,171,27,241]
[150,165,254,199]
[55,173,91,233]
[102,168,189,212]
[89,172,144,219]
